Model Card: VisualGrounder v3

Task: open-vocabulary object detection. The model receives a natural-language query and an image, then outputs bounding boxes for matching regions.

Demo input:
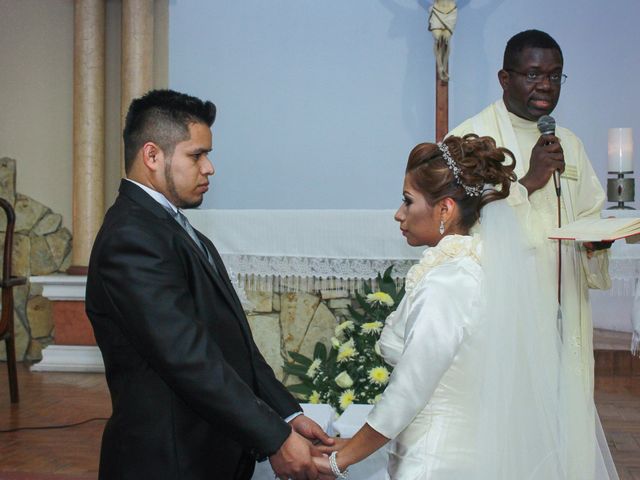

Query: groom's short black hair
[123,89,216,173]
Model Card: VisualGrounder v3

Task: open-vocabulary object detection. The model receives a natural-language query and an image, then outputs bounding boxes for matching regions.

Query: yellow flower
[361,321,383,334]
[368,366,390,385]
[366,292,394,307]
[335,371,354,388]
[335,320,354,336]
[337,339,357,362]
[339,389,356,410]
[306,358,322,378]
[308,390,321,404]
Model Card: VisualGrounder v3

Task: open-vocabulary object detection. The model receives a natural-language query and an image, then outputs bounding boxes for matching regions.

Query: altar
[186,208,423,294]
[187,208,639,343]
[30,208,638,373]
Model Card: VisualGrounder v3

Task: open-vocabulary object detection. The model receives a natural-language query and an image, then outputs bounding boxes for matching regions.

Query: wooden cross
[436,72,449,142]
[428,1,457,141]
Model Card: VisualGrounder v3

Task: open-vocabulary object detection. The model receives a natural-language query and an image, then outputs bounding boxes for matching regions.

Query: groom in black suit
[86,89,330,480]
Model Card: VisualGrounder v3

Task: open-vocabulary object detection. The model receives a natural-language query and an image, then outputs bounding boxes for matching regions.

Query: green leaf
[287,383,313,396]
[313,342,327,361]
[382,265,394,280]
[287,351,313,366]
[348,306,365,321]
[354,292,370,311]
[283,364,310,378]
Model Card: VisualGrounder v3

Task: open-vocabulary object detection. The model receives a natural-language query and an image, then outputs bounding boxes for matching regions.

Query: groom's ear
[141,142,163,173]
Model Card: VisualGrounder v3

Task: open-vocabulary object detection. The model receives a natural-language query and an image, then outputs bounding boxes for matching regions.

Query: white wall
[0,0,74,222]
[448,0,640,199]
[169,0,640,210]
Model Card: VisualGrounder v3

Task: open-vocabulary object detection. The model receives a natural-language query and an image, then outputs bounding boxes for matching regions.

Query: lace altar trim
[220,254,417,293]
[608,258,640,296]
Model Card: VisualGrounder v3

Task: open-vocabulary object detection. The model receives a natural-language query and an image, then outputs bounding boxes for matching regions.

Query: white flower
[368,366,390,385]
[366,292,394,307]
[374,341,382,356]
[335,371,354,388]
[308,390,321,404]
[367,393,382,405]
[331,337,341,349]
[306,358,322,378]
[339,389,356,410]
[361,321,383,335]
[335,320,355,336]
[337,339,357,362]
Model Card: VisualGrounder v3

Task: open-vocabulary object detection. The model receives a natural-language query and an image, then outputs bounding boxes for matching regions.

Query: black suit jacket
[86,180,300,480]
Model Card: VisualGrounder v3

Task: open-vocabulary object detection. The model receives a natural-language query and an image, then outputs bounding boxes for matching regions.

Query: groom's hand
[289,415,335,452]
[269,430,318,480]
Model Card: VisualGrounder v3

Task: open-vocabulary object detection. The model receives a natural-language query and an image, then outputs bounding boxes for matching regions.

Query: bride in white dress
[314,135,618,479]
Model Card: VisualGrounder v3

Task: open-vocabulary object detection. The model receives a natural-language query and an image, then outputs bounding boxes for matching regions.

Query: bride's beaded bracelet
[329,451,349,479]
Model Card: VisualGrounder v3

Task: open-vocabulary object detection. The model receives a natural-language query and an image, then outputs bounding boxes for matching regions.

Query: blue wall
[169,0,640,209]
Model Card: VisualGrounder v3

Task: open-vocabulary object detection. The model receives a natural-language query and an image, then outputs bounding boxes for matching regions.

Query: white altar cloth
[186,209,638,342]
[591,209,640,351]
[187,209,422,292]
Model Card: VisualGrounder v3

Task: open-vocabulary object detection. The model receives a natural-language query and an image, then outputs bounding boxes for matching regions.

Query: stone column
[69,0,105,275]
[121,0,154,175]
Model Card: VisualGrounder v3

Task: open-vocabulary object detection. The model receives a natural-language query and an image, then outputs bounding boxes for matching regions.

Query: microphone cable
[0,416,108,433]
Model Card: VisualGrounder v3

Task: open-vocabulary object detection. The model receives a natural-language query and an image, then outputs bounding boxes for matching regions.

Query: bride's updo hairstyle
[406,134,517,230]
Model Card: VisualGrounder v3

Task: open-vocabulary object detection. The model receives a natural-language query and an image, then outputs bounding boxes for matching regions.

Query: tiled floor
[595,348,640,480]
[0,352,639,479]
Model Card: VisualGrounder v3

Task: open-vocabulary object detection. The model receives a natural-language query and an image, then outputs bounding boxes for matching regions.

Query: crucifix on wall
[428,0,457,141]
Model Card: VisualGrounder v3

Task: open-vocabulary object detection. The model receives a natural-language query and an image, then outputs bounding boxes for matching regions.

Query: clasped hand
[584,240,614,259]
[519,134,564,195]
[269,415,335,480]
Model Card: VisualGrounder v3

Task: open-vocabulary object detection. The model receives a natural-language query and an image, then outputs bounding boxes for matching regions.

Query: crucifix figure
[428,0,457,141]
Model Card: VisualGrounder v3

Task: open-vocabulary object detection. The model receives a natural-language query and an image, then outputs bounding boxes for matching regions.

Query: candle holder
[607,174,635,210]
[607,128,635,210]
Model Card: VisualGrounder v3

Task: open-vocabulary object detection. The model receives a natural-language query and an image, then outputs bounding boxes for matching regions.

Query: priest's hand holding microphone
[518,115,564,196]
[521,115,612,256]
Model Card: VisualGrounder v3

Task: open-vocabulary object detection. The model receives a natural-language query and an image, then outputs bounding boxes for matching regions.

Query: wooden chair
[0,198,27,403]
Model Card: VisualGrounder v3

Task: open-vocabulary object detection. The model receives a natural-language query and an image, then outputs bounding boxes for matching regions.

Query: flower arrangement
[285,266,404,413]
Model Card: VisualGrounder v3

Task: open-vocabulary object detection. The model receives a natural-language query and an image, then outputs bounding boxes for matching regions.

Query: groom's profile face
[162,122,214,209]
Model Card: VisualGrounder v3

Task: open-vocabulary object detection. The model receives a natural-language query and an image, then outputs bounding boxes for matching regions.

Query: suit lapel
[119,180,246,322]
[197,233,248,323]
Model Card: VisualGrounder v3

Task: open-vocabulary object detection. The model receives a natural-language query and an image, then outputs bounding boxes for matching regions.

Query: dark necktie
[170,208,219,274]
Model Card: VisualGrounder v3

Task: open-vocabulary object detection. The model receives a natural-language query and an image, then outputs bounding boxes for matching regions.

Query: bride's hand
[315,436,349,455]
[312,454,333,477]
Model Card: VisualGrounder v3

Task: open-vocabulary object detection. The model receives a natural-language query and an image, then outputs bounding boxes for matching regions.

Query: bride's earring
[439,219,445,235]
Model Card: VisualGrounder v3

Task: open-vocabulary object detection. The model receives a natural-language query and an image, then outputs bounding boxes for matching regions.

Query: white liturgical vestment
[449,101,612,478]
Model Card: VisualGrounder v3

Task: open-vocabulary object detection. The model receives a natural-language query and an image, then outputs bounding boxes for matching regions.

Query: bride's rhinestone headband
[437,142,483,197]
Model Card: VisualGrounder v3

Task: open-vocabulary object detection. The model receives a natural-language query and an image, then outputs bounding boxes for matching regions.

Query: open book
[548,217,640,243]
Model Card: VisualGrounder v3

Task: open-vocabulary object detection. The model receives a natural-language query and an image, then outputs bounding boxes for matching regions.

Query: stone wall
[245,289,353,383]
[0,158,72,362]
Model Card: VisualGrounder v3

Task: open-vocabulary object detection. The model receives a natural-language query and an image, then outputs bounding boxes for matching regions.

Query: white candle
[608,128,634,173]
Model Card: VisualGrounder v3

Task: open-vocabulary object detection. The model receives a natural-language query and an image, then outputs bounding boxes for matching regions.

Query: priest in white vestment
[449,30,614,478]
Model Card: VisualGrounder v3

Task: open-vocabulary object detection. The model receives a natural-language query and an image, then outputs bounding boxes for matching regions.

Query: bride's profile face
[395,174,440,247]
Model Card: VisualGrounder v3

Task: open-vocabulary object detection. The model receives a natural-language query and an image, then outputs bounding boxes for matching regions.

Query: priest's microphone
[537,115,561,197]
[538,114,564,339]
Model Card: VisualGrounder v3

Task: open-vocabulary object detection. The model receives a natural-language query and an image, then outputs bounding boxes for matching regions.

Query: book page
[548,217,640,242]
